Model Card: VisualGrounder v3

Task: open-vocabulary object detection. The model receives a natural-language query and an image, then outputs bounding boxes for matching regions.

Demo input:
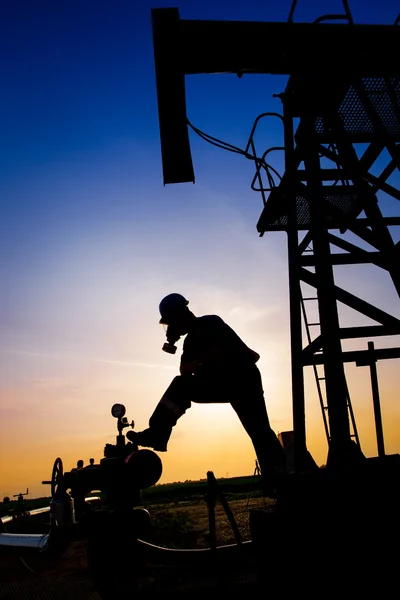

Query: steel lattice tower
[151,4,400,474]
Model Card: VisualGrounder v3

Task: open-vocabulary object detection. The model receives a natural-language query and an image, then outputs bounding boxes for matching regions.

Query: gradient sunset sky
[1,0,400,499]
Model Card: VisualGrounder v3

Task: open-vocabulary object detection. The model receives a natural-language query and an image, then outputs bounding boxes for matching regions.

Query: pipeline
[0,510,49,525]
[0,532,50,550]
[1,496,100,526]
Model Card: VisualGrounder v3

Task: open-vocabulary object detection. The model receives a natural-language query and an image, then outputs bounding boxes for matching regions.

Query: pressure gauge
[111,403,126,418]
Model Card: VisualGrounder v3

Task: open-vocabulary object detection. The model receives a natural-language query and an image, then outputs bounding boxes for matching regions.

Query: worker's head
[159,293,193,353]
[159,293,190,325]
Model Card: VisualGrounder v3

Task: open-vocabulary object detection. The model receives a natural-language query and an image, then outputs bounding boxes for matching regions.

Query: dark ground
[0,497,269,599]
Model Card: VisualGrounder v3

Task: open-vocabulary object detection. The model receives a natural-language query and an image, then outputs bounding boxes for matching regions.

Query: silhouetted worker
[127,293,286,485]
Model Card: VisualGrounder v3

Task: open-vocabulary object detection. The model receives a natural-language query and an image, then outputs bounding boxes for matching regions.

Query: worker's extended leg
[232,399,286,474]
[127,376,194,451]
[229,367,286,477]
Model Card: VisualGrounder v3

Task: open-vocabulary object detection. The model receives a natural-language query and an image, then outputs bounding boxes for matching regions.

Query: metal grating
[257,185,369,233]
[314,77,400,140]
[0,574,101,600]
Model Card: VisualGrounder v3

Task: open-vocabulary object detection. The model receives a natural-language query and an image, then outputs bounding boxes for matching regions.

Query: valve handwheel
[42,457,64,498]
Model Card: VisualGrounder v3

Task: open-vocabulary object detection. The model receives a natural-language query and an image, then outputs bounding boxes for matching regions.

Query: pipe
[0,495,100,525]
[1,515,13,525]
[29,506,51,517]
[0,507,49,524]
[0,533,50,550]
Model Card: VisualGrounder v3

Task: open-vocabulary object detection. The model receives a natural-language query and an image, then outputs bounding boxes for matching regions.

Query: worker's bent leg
[150,375,194,425]
[127,376,195,451]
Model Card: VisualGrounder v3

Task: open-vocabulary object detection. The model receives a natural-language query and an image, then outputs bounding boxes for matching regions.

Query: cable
[19,555,39,575]
[1,516,40,576]
[187,118,280,196]
[187,118,247,156]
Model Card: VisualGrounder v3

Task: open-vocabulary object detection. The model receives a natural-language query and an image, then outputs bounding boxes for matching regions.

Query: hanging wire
[187,117,282,204]
[287,0,298,23]
[288,0,354,24]
[187,119,245,155]
[324,143,350,187]
[251,147,284,192]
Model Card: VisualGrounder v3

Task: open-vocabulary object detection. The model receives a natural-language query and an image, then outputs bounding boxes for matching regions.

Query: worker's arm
[180,343,220,375]
[180,360,202,375]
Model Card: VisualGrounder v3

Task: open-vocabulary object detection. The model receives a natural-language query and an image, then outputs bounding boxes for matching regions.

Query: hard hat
[159,293,189,324]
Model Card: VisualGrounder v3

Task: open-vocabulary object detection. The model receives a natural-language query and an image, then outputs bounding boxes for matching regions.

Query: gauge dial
[111,403,126,418]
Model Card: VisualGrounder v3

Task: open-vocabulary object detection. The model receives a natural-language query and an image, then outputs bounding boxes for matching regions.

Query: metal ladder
[300,244,361,448]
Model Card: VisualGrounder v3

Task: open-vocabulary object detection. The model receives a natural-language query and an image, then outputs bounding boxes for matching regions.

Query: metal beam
[151,8,400,184]
[153,9,400,77]
[300,252,384,267]
[152,9,194,184]
[302,325,400,360]
[303,346,400,366]
[300,267,400,328]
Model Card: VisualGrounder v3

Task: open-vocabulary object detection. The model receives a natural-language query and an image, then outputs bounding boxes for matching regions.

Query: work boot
[260,465,286,499]
[126,428,170,452]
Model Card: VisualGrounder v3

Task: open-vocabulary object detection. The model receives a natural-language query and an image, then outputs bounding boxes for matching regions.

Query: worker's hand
[180,360,202,375]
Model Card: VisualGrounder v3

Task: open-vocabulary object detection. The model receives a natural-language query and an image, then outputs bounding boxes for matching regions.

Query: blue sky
[1,0,400,498]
